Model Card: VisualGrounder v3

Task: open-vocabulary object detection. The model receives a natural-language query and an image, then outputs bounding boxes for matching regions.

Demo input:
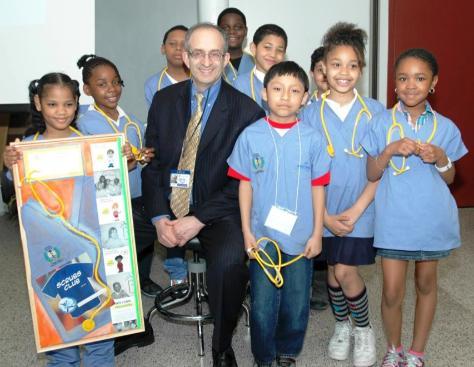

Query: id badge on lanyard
[264,205,298,236]
[263,120,302,236]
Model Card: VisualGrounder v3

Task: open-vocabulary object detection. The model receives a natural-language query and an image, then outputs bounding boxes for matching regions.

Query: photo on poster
[35,252,109,332]
[107,272,134,300]
[90,142,121,172]
[100,222,129,249]
[104,247,131,275]
[113,319,138,332]
[94,170,122,198]
[96,197,126,225]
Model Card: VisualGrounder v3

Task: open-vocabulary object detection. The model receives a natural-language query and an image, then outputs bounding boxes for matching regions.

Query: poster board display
[11,133,144,352]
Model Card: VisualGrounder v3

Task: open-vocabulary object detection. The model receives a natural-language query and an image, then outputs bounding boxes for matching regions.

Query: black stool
[146,238,250,357]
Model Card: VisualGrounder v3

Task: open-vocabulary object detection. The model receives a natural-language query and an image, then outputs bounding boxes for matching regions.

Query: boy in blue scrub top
[217,7,254,84]
[228,61,330,367]
[308,46,328,105]
[233,24,287,112]
[144,25,189,107]
[362,48,468,367]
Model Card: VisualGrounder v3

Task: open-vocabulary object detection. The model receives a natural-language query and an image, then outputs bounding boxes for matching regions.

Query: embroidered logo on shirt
[252,153,265,172]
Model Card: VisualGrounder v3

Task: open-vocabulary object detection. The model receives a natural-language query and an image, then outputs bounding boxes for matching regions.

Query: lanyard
[387,102,437,176]
[265,119,302,214]
[33,126,82,141]
[93,104,144,160]
[320,91,372,158]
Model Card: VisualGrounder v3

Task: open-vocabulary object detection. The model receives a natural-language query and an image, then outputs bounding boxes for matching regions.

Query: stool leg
[242,301,250,327]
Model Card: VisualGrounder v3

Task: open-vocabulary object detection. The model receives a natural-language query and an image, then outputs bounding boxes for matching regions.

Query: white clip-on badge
[264,206,298,236]
[170,169,191,188]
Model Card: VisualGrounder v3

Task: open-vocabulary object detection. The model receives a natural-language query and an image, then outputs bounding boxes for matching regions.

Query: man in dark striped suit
[142,22,265,367]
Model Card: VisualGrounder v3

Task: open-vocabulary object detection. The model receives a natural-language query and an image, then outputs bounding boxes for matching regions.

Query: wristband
[435,157,452,173]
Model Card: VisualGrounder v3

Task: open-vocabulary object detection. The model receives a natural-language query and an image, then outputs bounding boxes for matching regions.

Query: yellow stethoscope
[223,53,255,84]
[156,67,191,91]
[387,102,437,176]
[249,237,304,288]
[249,68,259,102]
[29,128,112,332]
[320,90,372,158]
[93,104,144,161]
[33,126,82,141]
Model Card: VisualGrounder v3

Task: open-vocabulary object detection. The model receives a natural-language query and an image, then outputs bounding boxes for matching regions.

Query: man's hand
[170,216,205,246]
[154,217,179,247]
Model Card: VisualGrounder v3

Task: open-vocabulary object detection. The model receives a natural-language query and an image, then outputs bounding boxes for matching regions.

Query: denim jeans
[46,340,114,367]
[163,257,188,281]
[249,246,312,364]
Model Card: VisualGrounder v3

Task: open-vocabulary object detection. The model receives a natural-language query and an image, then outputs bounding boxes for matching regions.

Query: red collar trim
[264,116,299,129]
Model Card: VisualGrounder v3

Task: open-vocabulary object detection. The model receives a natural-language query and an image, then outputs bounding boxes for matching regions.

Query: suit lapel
[176,80,191,136]
[197,80,228,155]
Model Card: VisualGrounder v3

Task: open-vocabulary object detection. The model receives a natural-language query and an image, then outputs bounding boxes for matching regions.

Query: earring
[394,88,398,93]
[429,88,435,94]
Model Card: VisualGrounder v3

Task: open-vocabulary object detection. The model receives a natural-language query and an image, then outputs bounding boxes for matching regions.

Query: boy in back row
[228,61,331,367]
[233,24,287,112]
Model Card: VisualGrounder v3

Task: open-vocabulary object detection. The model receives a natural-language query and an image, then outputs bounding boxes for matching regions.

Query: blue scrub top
[77,106,145,199]
[302,96,385,237]
[227,117,331,255]
[361,106,468,251]
[144,68,175,107]
[223,53,255,84]
[233,70,268,113]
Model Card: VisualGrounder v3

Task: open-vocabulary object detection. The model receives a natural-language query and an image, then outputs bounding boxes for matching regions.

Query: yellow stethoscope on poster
[387,102,437,176]
[93,104,144,161]
[320,90,372,158]
[27,131,112,332]
[249,237,304,288]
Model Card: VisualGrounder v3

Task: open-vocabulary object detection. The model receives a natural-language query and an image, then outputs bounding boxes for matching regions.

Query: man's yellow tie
[170,93,204,218]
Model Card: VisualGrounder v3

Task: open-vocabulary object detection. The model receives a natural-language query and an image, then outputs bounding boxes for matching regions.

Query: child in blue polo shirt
[362,48,468,367]
[228,61,330,367]
[217,7,254,84]
[233,24,287,112]
[144,25,189,107]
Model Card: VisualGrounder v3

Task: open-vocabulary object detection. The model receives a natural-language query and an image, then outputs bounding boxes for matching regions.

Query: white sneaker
[353,325,376,366]
[328,320,352,360]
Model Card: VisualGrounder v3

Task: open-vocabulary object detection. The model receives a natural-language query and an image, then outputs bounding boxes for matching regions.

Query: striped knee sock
[346,287,370,327]
[328,285,349,322]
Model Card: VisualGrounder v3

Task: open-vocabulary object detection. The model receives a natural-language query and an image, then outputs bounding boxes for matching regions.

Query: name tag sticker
[170,170,191,188]
[264,205,298,236]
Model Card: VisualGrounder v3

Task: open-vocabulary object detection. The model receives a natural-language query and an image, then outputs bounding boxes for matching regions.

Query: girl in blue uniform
[217,7,254,84]
[3,73,115,367]
[228,61,331,367]
[144,25,189,107]
[302,23,384,367]
[76,55,166,300]
[233,24,287,112]
[362,48,468,367]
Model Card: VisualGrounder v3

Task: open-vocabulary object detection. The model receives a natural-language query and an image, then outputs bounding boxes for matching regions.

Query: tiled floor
[1,208,473,366]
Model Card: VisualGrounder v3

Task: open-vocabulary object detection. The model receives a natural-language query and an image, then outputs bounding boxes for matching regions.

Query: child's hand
[303,235,322,259]
[3,140,22,170]
[386,137,419,157]
[122,142,135,161]
[338,206,360,227]
[243,230,257,259]
[418,143,444,164]
[324,214,353,237]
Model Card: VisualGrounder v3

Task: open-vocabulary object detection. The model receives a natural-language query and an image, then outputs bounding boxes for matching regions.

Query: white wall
[0,0,95,105]
[230,0,373,96]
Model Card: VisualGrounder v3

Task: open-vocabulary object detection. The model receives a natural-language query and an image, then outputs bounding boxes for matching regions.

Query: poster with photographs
[11,133,144,353]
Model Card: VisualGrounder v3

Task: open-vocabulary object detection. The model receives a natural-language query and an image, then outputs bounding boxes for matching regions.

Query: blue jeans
[249,246,312,364]
[164,257,188,281]
[46,340,114,367]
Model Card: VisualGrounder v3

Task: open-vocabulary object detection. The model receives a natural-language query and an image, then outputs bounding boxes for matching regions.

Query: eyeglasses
[187,49,225,62]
